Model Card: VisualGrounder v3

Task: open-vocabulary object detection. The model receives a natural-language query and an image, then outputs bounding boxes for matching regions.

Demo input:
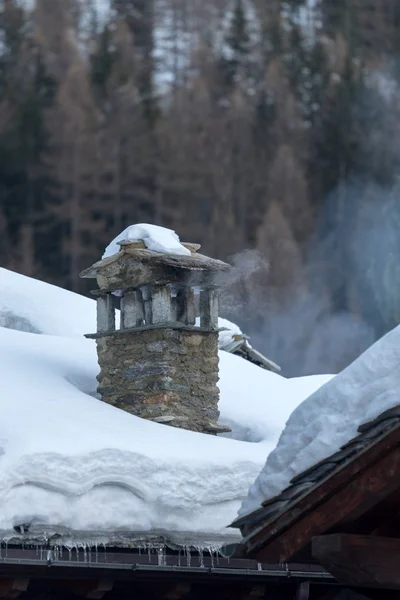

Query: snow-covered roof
[239,323,400,518]
[216,318,281,373]
[0,267,332,544]
[232,401,400,556]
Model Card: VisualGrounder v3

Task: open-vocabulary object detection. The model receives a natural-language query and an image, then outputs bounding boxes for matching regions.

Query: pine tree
[226,0,250,70]
[90,24,117,106]
[218,0,252,89]
[111,0,157,122]
[0,0,57,277]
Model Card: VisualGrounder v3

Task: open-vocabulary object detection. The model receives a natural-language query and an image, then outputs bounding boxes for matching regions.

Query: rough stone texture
[96,328,222,434]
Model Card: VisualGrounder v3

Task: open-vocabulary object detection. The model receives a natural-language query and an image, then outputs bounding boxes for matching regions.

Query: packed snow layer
[240,324,400,517]
[218,352,332,443]
[0,327,262,535]
[103,223,191,258]
[0,268,333,535]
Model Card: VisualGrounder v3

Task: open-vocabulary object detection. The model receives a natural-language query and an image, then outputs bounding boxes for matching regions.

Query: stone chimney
[80,239,231,434]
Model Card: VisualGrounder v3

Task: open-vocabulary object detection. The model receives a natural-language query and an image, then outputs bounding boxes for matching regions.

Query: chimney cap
[79,241,231,293]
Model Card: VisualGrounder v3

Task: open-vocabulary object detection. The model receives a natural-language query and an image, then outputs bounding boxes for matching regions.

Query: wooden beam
[87,581,114,600]
[312,591,342,600]
[242,585,266,600]
[220,585,266,600]
[0,579,29,598]
[245,424,400,563]
[312,534,400,590]
[57,580,113,599]
[164,582,191,600]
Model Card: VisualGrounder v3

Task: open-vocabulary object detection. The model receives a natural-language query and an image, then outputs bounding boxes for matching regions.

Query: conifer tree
[0,0,57,277]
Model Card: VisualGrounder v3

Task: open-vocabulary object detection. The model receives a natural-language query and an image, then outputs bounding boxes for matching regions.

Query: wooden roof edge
[240,405,400,530]
[241,419,400,561]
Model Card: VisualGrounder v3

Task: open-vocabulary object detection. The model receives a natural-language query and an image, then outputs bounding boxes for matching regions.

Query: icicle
[208,548,214,568]
[148,546,151,563]
[178,550,181,567]
[101,542,107,562]
[157,547,163,566]
[95,543,98,563]
[185,546,191,568]
[257,562,262,571]
[5,541,8,558]
[199,550,204,568]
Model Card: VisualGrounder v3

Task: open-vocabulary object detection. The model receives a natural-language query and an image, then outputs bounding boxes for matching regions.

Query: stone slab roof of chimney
[80,241,231,291]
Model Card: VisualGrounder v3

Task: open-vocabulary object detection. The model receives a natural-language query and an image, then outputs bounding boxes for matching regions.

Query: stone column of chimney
[80,239,231,435]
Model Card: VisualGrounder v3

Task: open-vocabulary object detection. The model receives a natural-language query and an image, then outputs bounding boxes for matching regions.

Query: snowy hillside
[0,268,332,539]
[240,323,400,517]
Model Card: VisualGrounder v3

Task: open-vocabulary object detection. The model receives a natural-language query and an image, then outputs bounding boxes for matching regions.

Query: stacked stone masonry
[96,327,220,433]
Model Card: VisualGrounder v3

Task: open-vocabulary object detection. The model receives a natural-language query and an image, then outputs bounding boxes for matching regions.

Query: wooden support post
[96,295,115,332]
[152,286,174,323]
[312,534,400,590]
[200,289,218,329]
[296,582,310,600]
[120,290,144,328]
[0,579,29,598]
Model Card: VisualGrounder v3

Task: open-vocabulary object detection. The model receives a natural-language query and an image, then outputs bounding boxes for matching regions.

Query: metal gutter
[0,557,335,582]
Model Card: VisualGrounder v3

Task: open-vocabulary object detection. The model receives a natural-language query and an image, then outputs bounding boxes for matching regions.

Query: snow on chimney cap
[79,224,230,292]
